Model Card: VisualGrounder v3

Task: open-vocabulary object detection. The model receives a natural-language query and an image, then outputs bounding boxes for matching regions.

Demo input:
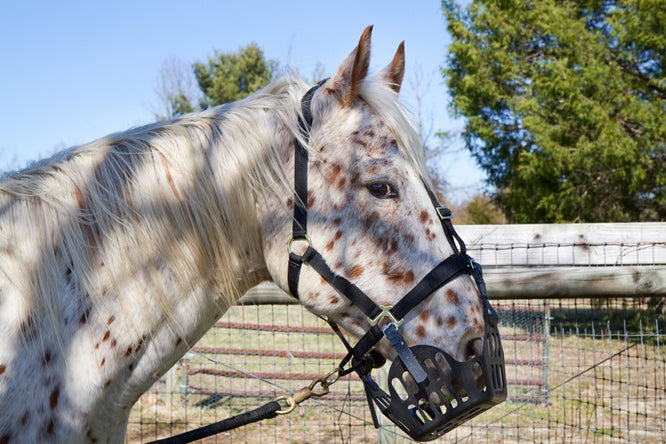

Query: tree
[154,56,200,120]
[460,195,505,224]
[194,42,277,109]
[442,0,666,223]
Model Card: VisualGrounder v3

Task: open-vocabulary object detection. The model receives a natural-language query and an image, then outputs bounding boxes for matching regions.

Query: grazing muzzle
[287,80,507,441]
[363,294,506,440]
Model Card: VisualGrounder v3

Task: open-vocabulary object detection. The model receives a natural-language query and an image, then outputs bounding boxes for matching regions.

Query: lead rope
[147,367,343,444]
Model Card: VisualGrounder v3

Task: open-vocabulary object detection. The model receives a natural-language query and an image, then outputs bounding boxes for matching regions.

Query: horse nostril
[465,338,484,360]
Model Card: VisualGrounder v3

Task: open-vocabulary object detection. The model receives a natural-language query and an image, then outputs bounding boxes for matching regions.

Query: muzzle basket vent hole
[402,371,418,393]
[391,377,409,401]
[424,358,440,380]
[472,362,486,391]
[440,385,453,401]
[429,390,443,407]
[408,404,431,425]
[434,352,451,375]
[452,379,466,399]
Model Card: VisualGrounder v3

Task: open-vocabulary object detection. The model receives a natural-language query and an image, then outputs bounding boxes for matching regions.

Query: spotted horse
[0,27,505,443]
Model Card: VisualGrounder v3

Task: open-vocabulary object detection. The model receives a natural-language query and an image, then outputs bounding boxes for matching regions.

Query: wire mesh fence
[126,224,666,443]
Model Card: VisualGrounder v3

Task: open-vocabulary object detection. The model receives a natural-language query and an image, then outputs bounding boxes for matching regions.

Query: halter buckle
[368,305,403,327]
[436,206,453,220]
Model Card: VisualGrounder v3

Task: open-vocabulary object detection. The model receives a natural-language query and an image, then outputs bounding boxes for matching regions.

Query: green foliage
[442,0,666,222]
[461,195,505,224]
[194,42,277,108]
[166,93,196,119]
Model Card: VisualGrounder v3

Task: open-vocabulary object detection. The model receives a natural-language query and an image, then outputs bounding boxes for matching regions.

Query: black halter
[286,81,506,441]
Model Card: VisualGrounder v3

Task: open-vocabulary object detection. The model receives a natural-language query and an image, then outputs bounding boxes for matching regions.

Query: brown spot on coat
[49,387,59,410]
[447,316,457,329]
[125,346,133,357]
[19,316,35,339]
[419,310,430,322]
[436,317,444,327]
[330,165,342,181]
[46,419,55,434]
[79,309,89,325]
[446,288,460,305]
[363,212,379,229]
[159,152,180,199]
[419,210,429,223]
[107,315,115,325]
[41,351,51,366]
[20,411,29,425]
[348,265,365,279]
[103,330,110,342]
[416,325,426,338]
[100,358,105,367]
[330,295,340,305]
[0,364,5,375]
[0,434,9,444]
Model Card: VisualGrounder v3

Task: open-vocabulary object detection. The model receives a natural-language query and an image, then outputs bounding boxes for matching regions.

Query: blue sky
[1,0,484,201]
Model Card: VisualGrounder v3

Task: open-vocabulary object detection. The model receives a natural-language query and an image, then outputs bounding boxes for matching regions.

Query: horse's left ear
[327,26,373,106]
[379,41,405,93]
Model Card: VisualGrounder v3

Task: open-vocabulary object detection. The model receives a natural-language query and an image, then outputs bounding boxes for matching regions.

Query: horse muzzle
[370,314,507,441]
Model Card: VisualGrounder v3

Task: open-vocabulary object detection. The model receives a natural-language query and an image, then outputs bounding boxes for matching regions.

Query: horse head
[261,26,485,370]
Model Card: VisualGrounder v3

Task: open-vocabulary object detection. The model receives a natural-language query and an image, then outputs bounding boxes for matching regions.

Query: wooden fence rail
[238,223,666,303]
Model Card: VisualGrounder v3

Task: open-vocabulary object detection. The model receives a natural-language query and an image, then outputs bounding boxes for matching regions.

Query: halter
[287,80,507,441]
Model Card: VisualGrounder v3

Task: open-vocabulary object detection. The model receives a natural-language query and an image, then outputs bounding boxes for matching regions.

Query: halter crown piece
[287,80,507,441]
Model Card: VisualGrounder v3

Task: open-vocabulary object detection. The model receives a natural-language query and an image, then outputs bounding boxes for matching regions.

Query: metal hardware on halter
[436,206,453,220]
[368,305,403,327]
[275,366,342,415]
[287,235,312,256]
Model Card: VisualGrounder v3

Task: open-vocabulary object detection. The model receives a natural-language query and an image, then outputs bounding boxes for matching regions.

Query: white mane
[0,75,310,346]
[0,73,426,347]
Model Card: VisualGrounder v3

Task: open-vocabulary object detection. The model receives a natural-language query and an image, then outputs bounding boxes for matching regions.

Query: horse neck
[1,92,303,440]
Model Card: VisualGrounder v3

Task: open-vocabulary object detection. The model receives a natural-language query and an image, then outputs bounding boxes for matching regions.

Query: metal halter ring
[287,235,313,256]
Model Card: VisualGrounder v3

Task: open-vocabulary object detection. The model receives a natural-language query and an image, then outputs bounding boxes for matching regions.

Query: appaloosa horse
[0,27,487,443]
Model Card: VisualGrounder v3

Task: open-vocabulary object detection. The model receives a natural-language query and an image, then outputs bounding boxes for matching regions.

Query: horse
[0,27,487,443]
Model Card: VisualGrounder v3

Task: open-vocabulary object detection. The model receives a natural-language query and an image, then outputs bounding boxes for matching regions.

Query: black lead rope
[146,401,282,444]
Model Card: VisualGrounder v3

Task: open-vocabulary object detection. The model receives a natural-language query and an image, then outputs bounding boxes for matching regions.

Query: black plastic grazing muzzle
[363,307,506,441]
[287,81,507,441]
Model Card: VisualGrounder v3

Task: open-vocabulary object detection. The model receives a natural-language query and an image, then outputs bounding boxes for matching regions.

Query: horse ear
[327,25,372,106]
[379,41,405,93]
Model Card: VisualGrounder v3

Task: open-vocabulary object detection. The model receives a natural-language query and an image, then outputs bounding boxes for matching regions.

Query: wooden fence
[127,222,666,443]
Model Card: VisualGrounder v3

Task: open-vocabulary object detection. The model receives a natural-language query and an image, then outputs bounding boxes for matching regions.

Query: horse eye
[367,182,399,199]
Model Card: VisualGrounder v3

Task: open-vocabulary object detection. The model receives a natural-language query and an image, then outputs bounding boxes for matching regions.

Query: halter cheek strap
[285,80,486,368]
